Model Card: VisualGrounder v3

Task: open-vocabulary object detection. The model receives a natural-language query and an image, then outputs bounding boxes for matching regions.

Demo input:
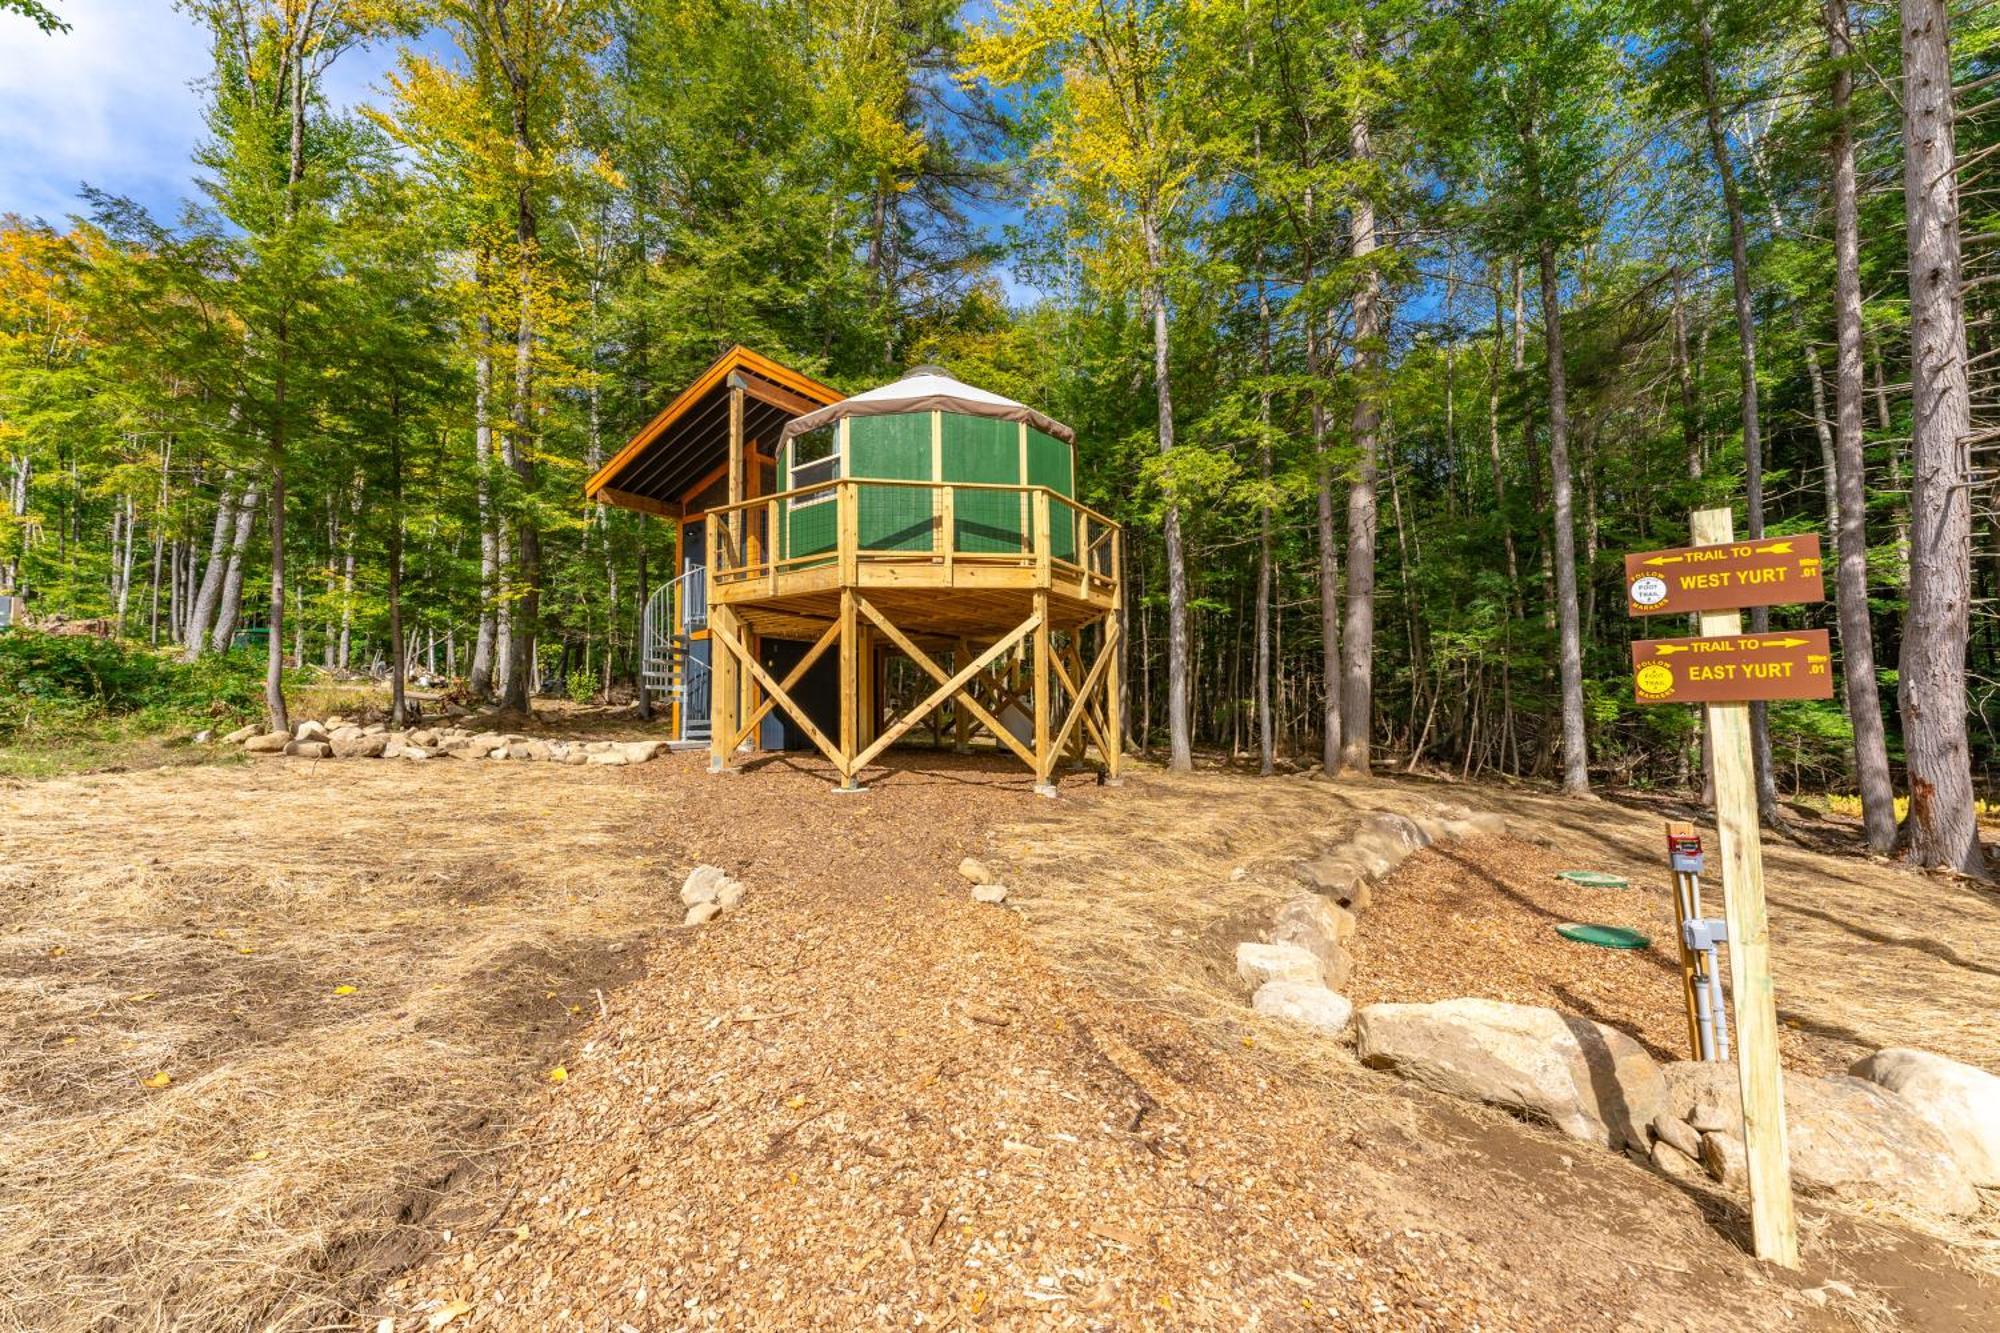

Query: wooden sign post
[1630,507,1801,1268]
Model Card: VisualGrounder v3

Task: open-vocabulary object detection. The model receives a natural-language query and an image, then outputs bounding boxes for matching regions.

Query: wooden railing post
[838,481,858,584]
[940,484,956,581]
[1033,489,1052,588]
[766,497,780,596]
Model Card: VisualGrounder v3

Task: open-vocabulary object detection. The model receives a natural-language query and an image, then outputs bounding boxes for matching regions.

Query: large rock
[1661,1061,1978,1214]
[1253,981,1353,1036]
[1268,896,1354,989]
[1441,812,1507,841]
[1850,1048,2000,1187]
[293,719,329,742]
[1295,852,1374,910]
[243,730,291,754]
[1358,811,1430,854]
[586,750,632,766]
[284,740,333,759]
[1356,998,1665,1150]
[617,740,667,763]
[331,732,389,759]
[1235,942,1324,992]
[681,865,731,907]
[958,857,996,885]
[222,724,260,745]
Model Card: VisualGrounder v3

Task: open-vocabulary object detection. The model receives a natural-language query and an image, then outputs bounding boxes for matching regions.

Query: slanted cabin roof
[779,366,1075,446]
[584,346,843,517]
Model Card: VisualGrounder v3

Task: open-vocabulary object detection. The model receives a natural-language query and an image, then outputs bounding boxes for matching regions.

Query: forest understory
[2,740,1994,1330]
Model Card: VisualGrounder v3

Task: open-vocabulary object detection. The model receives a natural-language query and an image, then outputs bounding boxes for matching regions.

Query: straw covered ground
[2,740,1995,1329]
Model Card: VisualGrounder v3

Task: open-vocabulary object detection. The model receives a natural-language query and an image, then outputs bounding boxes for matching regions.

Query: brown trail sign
[1625,534,1823,616]
[1626,507,1808,1271]
[1631,630,1834,705]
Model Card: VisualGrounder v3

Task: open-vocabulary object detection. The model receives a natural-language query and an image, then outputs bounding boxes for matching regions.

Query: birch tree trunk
[1340,76,1382,777]
[1898,0,1985,876]
[499,82,542,715]
[1539,238,1591,795]
[470,315,498,698]
[210,482,260,654]
[1826,0,1898,853]
[182,475,238,660]
[1142,209,1192,771]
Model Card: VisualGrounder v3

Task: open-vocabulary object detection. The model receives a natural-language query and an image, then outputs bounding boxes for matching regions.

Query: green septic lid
[1556,922,1651,950]
[1556,870,1630,889]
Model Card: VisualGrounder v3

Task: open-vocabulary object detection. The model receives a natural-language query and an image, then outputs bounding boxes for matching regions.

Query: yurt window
[789,425,839,507]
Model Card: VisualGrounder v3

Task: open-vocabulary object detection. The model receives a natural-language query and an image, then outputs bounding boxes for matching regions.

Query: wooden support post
[1033,589,1053,794]
[954,638,973,753]
[1106,527,1125,781]
[1690,505,1798,1269]
[838,585,861,789]
[708,606,741,773]
[727,378,745,555]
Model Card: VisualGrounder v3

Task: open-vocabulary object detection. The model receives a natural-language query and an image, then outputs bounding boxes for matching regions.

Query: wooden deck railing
[704,478,1121,601]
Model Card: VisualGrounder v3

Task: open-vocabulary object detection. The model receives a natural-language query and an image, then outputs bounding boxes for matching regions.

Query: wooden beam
[1033,589,1052,785]
[727,618,842,753]
[954,639,973,753]
[838,587,860,785]
[1106,533,1124,781]
[595,487,683,520]
[711,614,847,774]
[1691,504,1798,1269]
[707,598,741,772]
[736,371,824,419]
[727,381,745,554]
[856,595,1041,771]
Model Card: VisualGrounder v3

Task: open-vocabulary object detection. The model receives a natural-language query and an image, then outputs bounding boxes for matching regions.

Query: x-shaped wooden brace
[709,616,848,775]
[1047,627,1114,763]
[854,596,1042,773]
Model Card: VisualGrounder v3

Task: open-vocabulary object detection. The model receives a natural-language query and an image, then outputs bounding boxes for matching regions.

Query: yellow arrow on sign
[1643,539,1797,566]
[1649,643,1691,655]
[1756,636,1809,649]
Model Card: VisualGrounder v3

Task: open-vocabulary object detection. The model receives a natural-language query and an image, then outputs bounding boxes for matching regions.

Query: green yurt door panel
[849,413,934,552]
[1026,427,1075,562]
[942,413,1023,553]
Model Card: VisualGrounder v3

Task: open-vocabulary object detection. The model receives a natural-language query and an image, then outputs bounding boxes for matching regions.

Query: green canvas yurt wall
[779,407,1076,563]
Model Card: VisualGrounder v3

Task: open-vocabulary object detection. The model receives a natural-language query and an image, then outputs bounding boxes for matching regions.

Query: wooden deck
[702,480,1123,789]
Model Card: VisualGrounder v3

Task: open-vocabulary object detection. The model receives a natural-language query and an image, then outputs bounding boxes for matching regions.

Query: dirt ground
[2,740,1995,1330]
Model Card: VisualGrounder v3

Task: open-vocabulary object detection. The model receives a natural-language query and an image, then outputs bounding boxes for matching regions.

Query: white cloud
[0,0,403,226]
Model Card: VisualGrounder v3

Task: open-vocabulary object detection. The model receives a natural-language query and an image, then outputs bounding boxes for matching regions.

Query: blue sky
[0,0,404,225]
[2,1,1043,302]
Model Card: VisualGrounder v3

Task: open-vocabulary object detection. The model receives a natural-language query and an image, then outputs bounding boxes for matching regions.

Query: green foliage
[0,632,271,741]
[565,667,596,704]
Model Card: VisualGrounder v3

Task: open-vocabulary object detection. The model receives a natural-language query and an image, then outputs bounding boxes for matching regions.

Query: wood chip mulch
[377,758,1801,1331]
